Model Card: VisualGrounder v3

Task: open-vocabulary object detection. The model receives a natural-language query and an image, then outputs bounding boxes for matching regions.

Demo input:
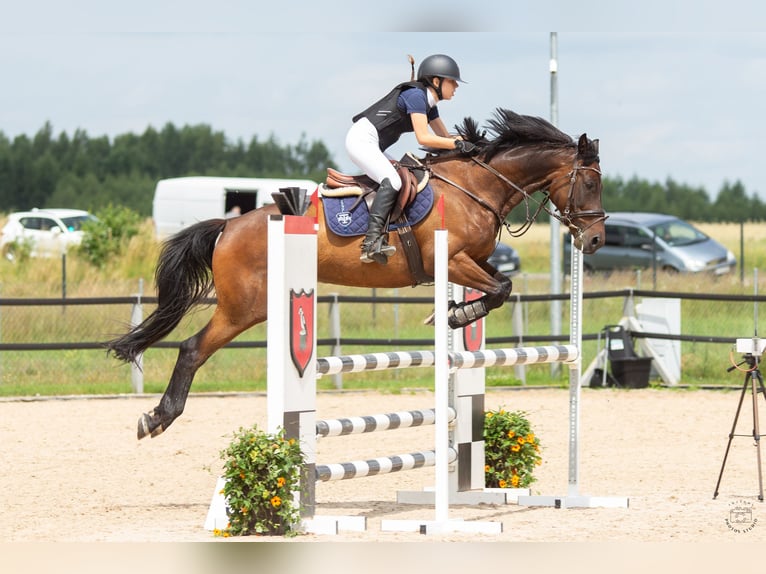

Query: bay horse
[106,109,606,439]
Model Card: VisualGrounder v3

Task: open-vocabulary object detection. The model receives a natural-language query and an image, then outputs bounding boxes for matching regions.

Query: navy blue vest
[352,81,430,151]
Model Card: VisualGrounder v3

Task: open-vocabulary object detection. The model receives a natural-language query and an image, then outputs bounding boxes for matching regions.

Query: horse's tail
[105,219,226,364]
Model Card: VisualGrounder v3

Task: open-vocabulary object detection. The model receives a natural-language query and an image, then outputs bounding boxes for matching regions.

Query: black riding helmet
[416,54,466,100]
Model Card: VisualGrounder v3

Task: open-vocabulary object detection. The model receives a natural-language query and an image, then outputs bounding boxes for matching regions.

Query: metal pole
[433,229,449,524]
[329,293,343,389]
[741,221,745,285]
[130,278,144,394]
[549,31,562,377]
[755,268,759,337]
[61,253,67,300]
[568,234,583,497]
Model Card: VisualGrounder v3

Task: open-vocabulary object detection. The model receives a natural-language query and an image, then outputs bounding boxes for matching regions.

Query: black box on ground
[610,357,652,389]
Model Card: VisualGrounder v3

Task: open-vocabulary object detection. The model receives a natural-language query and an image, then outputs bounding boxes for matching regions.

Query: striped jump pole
[316,448,458,482]
[316,407,456,438]
[315,345,577,376]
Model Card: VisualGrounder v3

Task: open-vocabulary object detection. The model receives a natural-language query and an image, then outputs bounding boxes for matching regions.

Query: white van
[152,176,318,238]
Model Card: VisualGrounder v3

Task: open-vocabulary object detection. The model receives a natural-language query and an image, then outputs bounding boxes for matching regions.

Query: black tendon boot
[360,177,398,264]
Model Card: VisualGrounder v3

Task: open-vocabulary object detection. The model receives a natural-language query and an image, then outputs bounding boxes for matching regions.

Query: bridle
[428,151,607,241]
[556,159,608,239]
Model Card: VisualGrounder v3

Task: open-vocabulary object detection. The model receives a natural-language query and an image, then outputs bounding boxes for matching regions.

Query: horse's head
[449,110,606,254]
[548,133,606,254]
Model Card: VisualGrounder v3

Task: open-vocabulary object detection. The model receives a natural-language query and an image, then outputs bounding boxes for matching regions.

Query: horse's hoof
[137,413,159,440]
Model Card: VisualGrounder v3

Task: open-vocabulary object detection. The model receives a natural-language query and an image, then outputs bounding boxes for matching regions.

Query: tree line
[0,122,336,216]
[1,122,764,221]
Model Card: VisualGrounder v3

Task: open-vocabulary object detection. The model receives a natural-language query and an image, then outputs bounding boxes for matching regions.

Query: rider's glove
[454,139,476,154]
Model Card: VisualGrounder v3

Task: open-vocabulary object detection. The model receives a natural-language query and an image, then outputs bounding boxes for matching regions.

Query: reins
[427,151,606,241]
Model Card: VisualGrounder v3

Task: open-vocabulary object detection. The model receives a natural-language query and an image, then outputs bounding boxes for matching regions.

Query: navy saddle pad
[322,183,434,237]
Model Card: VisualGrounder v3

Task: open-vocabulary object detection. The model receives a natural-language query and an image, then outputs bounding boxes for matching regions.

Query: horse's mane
[456,108,575,161]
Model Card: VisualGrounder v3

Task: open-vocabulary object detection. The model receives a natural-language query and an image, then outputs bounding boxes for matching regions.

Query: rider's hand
[454,139,476,153]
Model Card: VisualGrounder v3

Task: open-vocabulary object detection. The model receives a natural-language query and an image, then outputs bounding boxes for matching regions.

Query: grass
[0,218,764,397]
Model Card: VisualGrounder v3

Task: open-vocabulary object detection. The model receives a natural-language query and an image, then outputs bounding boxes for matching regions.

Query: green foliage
[484,408,542,488]
[77,205,142,267]
[0,123,336,215]
[508,174,766,224]
[601,175,766,222]
[217,426,303,537]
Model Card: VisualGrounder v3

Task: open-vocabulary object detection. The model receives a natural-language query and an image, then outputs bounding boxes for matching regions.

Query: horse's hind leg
[137,307,263,439]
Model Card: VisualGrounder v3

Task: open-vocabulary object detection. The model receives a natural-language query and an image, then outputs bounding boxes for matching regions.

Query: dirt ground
[2,386,765,548]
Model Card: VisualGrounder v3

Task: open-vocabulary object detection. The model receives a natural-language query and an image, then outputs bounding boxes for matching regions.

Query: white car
[1,208,97,261]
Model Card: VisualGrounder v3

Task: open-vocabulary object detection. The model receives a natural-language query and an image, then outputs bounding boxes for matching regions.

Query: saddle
[320,153,433,286]
[323,153,429,221]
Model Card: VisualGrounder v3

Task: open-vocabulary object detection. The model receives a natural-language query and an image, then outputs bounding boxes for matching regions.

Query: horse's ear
[577,134,599,158]
[577,133,588,155]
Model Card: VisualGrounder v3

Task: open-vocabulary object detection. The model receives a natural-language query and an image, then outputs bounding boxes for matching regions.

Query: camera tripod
[713,352,766,501]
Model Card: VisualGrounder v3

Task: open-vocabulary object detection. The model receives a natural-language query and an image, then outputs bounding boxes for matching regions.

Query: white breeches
[345,118,402,190]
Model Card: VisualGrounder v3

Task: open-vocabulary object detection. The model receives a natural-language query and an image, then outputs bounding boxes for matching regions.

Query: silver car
[563,212,736,274]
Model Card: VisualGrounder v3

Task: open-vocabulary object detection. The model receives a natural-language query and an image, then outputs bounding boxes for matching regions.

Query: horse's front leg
[423,258,513,328]
[446,269,512,329]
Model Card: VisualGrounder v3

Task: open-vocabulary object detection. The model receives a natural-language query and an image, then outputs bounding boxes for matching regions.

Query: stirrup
[360,237,396,264]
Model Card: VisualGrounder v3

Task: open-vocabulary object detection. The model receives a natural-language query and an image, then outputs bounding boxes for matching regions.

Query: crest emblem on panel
[290,289,315,377]
[463,288,484,352]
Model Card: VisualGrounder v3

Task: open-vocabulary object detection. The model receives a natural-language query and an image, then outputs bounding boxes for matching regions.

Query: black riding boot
[360,177,398,264]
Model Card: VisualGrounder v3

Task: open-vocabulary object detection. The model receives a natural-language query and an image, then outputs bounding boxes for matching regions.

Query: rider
[346,54,470,264]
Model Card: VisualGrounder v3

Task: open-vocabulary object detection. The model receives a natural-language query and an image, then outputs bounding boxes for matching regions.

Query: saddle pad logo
[462,287,484,352]
[335,211,353,227]
[290,289,315,377]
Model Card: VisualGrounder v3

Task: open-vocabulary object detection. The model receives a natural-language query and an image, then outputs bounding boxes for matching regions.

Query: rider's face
[439,78,458,100]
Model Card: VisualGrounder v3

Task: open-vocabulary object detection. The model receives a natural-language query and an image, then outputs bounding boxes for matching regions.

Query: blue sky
[2,1,766,198]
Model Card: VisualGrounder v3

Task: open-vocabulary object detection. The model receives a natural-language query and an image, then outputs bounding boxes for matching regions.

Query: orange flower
[484,465,490,472]
[511,475,520,487]
[271,496,282,508]
[526,433,535,442]
[499,479,507,488]
[507,430,515,438]
[277,477,286,488]
[517,436,526,445]
[511,444,521,452]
